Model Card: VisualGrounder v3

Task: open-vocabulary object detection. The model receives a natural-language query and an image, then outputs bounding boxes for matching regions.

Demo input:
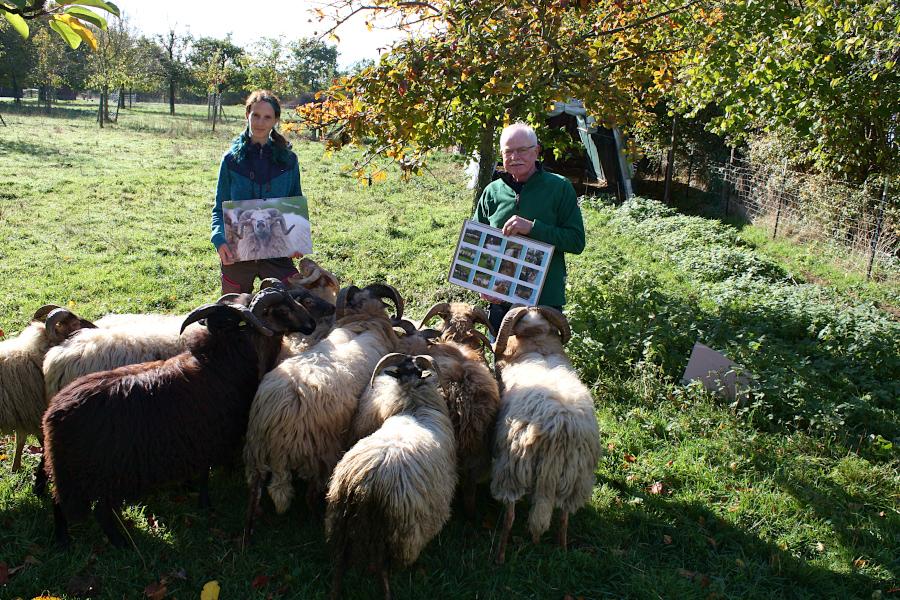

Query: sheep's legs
[557,511,569,550]
[243,472,263,548]
[495,502,515,565]
[52,501,71,548]
[329,545,349,600]
[33,454,48,497]
[380,568,392,600]
[197,469,211,509]
[11,431,25,472]
[461,476,477,521]
[94,498,127,548]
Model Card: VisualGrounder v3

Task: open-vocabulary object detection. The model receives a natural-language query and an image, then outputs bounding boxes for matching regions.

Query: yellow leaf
[58,14,98,50]
[32,596,62,600]
[371,170,388,183]
[200,581,220,600]
[0,454,8,461]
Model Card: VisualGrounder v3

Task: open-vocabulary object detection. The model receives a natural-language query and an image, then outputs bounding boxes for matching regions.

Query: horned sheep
[353,302,499,518]
[0,305,95,472]
[326,353,457,600]
[242,283,404,534]
[41,286,334,547]
[490,306,601,563]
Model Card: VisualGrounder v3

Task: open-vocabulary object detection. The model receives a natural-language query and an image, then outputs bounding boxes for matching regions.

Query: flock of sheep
[0,258,601,599]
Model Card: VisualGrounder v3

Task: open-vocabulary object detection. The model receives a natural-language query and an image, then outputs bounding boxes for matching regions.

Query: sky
[121,0,407,69]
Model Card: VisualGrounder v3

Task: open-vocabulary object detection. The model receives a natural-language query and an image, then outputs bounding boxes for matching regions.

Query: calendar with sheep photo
[448,220,554,306]
[222,196,313,262]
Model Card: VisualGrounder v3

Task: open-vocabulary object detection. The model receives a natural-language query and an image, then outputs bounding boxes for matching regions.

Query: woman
[211,90,303,293]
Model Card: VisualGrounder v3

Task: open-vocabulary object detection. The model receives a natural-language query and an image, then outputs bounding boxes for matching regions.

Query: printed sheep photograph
[1,5,896,599]
[224,197,312,262]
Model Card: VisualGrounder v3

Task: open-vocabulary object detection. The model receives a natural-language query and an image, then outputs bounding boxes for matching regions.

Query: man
[474,122,586,332]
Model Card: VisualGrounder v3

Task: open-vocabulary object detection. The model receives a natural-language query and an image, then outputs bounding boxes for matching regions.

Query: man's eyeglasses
[501,145,536,157]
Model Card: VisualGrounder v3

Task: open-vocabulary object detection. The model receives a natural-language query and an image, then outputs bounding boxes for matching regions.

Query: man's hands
[217,244,236,266]
[502,215,533,237]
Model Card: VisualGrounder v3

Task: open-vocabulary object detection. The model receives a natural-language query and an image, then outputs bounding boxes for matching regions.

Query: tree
[31,26,66,111]
[242,36,289,93]
[0,18,36,102]
[674,0,899,183]
[1,0,120,49]
[86,16,136,126]
[188,35,245,122]
[157,27,192,115]
[299,0,710,201]
[287,37,338,95]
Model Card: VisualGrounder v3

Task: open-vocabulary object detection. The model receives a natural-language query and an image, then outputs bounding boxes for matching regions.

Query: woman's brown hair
[245,90,288,149]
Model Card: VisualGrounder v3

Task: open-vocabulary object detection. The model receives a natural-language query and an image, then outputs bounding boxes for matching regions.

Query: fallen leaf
[666,460,674,466]
[0,454,6,461]
[66,574,101,596]
[607,442,616,451]
[853,558,869,569]
[663,535,673,545]
[144,581,167,600]
[0,562,7,585]
[706,536,717,549]
[648,482,666,495]
[815,542,825,553]
[623,453,636,463]
[31,596,62,600]
[25,445,42,455]
[0,328,5,337]
[201,580,220,600]
[251,575,270,590]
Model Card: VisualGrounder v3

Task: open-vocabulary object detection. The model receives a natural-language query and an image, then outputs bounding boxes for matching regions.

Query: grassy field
[0,99,898,600]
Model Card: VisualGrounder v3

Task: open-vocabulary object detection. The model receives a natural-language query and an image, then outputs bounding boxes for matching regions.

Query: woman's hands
[217,244,236,266]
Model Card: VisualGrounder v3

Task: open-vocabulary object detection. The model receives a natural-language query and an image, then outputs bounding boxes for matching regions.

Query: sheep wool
[326,354,457,599]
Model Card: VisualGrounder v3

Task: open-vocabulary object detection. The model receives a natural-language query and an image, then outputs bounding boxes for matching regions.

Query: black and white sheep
[41,287,334,547]
[242,283,404,533]
[0,305,95,472]
[326,353,457,600]
[490,306,601,563]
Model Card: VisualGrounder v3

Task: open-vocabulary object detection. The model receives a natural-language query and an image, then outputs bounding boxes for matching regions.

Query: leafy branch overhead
[296,0,713,186]
[1,0,121,50]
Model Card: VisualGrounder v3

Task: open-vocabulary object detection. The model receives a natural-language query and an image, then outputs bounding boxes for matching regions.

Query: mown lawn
[0,99,897,600]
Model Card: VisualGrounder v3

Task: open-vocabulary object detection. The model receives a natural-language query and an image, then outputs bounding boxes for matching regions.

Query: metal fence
[708,159,897,280]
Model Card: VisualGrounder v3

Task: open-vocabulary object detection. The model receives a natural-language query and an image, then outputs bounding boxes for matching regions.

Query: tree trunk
[663,116,677,204]
[212,93,219,132]
[98,92,104,128]
[103,88,111,123]
[118,85,125,109]
[472,121,498,213]
[169,79,176,115]
[12,72,20,104]
[129,88,133,108]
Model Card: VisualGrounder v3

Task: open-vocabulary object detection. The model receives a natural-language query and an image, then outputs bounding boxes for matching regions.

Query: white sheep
[242,283,404,536]
[0,305,95,472]
[354,303,500,519]
[491,306,601,563]
[326,353,457,600]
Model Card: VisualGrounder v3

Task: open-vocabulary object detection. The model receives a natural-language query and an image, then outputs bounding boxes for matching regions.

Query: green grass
[1,100,898,599]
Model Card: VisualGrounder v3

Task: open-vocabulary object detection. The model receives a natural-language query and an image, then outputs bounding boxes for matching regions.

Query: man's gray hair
[500,122,538,148]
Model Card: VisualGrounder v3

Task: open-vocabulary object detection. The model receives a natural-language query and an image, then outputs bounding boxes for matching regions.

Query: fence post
[721,148,734,216]
[772,158,788,239]
[867,178,889,280]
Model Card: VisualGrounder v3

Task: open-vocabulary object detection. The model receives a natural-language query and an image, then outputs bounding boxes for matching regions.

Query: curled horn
[273,215,295,236]
[472,305,495,336]
[370,352,409,387]
[32,304,62,322]
[392,319,418,336]
[364,283,404,320]
[466,330,495,355]
[249,287,292,314]
[258,278,286,291]
[413,354,438,378]
[288,264,321,287]
[335,285,359,318]
[536,306,571,345]
[216,292,250,306]
[493,306,530,360]
[419,302,451,330]
[181,302,273,336]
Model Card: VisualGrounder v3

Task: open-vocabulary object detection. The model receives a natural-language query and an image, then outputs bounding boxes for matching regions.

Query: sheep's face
[247,210,273,241]
[511,311,553,340]
[292,291,336,322]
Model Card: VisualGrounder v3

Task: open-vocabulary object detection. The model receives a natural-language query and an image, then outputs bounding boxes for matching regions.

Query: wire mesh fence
[708,159,898,281]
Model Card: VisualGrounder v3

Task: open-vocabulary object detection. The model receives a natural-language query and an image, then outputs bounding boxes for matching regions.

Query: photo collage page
[449,220,553,306]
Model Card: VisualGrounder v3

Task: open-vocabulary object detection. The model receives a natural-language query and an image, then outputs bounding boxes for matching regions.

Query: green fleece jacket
[474,166,585,306]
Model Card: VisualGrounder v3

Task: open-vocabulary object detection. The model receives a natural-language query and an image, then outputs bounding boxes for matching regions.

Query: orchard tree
[299,0,711,200]
[157,27,192,115]
[674,0,899,183]
[188,35,246,96]
[31,26,67,111]
[0,18,36,102]
[287,37,338,95]
[1,0,120,49]
[242,36,289,93]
